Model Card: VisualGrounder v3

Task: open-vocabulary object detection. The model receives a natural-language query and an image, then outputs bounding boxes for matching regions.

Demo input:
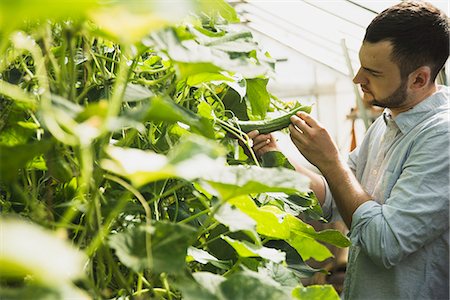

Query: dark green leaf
[265,240,325,278]
[245,78,270,119]
[0,140,52,182]
[222,88,248,121]
[151,221,196,274]
[261,151,295,170]
[109,221,196,274]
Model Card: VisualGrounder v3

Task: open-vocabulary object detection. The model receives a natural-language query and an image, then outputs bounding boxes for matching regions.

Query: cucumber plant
[0,1,349,299]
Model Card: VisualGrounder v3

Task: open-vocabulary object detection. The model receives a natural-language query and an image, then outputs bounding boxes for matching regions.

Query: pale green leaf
[153,29,271,79]
[186,72,233,87]
[214,203,256,233]
[201,165,310,200]
[192,272,226,295]
[259,261,301,289]
[0,218,86,284]
[172,274,219,300]
[196,0,240,23]
[101,146,174,187]
[187,247,220,265]
[218,269,289,300]
[284,213,351,248]
[123,83,154,102]
[228,196,291,239]
[292,284,340,300]
[287,234,333,262]
[222,236,286,263]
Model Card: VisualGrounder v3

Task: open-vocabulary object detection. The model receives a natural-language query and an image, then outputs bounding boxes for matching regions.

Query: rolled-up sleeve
[348,132,450,268]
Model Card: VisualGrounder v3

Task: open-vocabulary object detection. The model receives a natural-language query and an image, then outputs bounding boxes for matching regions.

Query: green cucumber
[234,105,312,134]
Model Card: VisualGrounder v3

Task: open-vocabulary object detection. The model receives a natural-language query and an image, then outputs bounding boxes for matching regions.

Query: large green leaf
[102,135,226,187]
[292,285,340,300]
[90,1,218,44]
[214,203,256,233]
[108,221,196,274]
[225,201,348,262]
[287,234,334,262]
[102,146,174,187]
[152,29,272,79]
[283,212,351,248]
[260,206,349,261]
[103,137,310,196]
[201,165,310,200]
[228,196,291,239]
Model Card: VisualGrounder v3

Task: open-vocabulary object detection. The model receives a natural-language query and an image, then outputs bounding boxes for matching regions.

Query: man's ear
[408,66,432,90]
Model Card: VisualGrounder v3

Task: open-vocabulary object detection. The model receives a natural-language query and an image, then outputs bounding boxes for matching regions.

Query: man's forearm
[321,160,372,229]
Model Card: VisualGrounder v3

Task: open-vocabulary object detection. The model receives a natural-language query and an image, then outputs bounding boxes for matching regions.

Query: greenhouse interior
[0,0,449,299]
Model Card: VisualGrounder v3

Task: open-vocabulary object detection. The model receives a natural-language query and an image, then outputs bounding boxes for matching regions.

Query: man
[249,1,449,299]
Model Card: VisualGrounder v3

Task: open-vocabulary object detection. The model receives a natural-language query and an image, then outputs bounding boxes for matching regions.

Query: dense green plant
[0,1,350,299]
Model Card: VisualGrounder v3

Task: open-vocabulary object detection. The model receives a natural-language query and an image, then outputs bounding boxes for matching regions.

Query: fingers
[247,130,259,139]
[253,137,271,152]
[290,114,310,136]
[288,124,307,146]
[247,131,278,156]
[296,111,319,127]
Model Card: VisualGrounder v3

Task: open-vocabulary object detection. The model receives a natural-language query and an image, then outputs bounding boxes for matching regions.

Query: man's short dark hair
[364,1,449,81]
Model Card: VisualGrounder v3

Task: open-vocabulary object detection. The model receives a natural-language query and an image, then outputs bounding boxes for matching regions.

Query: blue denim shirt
[323,85,449,300]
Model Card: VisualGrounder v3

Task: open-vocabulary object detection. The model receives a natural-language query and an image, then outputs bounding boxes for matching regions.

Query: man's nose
[353,68,366,85]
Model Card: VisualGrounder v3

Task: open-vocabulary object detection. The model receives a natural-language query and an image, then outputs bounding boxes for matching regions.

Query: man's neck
[390,83,437,117]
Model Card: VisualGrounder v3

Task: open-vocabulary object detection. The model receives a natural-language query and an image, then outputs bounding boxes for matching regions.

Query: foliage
[0,0,349,299]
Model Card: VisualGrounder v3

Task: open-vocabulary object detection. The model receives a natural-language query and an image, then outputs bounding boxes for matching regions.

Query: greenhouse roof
[230,0,449,77]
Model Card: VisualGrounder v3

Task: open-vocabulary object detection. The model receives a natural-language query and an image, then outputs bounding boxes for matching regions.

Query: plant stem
[161,273,173,300]
[103,174,153,269]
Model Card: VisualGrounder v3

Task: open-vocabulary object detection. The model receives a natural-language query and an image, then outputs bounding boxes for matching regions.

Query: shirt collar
[386,85,449,134]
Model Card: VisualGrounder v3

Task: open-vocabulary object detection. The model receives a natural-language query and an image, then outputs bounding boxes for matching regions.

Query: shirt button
[372,169,378,175]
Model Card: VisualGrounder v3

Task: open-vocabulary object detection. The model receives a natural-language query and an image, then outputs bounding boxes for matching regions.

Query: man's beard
[370,80,408,109]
